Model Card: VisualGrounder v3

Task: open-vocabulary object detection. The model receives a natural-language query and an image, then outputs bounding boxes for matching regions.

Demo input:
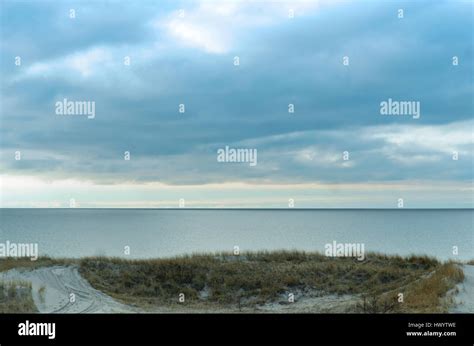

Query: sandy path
[256,293,358,313]
[450,264,474,313]
[0,266,138,313]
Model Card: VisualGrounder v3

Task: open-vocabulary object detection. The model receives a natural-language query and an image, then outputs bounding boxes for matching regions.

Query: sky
[0,0,473,208]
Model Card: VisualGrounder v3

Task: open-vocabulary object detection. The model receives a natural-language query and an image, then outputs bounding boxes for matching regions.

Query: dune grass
[0,256,76,273]
[0,252,463,313]
[355,261,464,313]
[0,280,37,313]
[78,251,442,311]
[401,262,464,312]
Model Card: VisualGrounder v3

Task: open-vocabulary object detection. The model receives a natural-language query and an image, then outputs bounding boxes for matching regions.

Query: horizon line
[1,207,473,210]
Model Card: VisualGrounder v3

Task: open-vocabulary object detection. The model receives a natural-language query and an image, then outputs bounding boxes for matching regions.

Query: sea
[0,209,472,260]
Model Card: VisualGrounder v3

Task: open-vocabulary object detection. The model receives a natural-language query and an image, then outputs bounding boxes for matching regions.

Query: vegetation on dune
[78,251,444,311]
[400,261,464,313]
[38,285,46,303]
[356,262,464,313]
[0,280,37,313]
[0,257,76,273]
[0,252,464,313]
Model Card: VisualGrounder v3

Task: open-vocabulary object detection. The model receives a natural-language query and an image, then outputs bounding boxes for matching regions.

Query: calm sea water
[0,209,472,260]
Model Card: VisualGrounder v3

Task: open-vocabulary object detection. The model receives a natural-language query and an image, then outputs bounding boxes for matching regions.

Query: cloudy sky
[0,0,472,208]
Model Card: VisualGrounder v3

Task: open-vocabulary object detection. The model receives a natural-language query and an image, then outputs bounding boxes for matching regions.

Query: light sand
[0,266,137,313]
[450,264,474,313]
[255,293,358,313]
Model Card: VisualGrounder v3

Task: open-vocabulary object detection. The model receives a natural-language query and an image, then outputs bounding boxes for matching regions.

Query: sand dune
[2,263,472,313]
[450,265,474,313]
[0,266,137,313]
[0,265,359,313]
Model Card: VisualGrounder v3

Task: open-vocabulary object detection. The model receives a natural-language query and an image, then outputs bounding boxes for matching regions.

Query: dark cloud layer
[1,0,472,187]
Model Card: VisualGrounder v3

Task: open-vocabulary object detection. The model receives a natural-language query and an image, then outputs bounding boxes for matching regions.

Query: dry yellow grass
[363,262,465,313]
[401,262,464,312]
